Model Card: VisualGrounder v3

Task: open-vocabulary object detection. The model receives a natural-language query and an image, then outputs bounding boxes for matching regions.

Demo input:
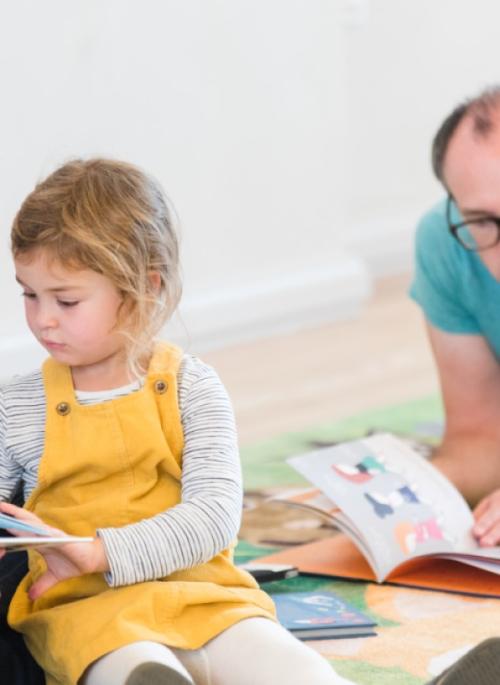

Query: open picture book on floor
[259,433,500,596]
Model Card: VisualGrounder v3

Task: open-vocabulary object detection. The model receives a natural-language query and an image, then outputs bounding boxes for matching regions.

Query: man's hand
[473,491,500,546]
[0,501,109,600]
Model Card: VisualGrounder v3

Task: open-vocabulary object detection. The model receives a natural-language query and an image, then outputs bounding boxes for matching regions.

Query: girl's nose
[36,305,58,330]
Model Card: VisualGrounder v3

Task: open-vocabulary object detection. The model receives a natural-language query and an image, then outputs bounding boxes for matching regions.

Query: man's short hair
[432,85,500,184]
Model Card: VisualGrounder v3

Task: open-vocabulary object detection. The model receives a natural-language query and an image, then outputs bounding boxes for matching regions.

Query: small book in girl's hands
[0,512,93,553]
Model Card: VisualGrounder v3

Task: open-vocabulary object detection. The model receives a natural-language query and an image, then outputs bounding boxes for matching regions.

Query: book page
[288,433,474,580]
[0,535,94,553]
[272,488,340,518]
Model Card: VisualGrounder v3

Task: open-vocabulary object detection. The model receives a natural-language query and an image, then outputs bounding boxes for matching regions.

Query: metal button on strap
[56,401,71,416]
[154,379,168,394]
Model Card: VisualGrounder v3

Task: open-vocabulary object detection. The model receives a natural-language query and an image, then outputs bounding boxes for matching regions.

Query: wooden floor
[203,273,440,445]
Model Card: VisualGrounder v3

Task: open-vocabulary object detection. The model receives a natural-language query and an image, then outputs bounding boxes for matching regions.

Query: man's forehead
[455,109,500,150]
[443,111,500,211]
[445,113,500,177]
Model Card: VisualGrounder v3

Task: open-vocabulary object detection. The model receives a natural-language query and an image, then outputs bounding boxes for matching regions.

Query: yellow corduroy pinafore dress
[8,342,275,685]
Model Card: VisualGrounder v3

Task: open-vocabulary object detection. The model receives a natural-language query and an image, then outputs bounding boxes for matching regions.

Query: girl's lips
[42,340,66,350]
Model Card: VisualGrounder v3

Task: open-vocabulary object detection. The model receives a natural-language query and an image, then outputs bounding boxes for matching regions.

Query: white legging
[81,617,356,685]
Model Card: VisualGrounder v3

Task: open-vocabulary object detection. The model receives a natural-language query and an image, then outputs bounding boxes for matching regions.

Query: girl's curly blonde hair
[11,158,182,376]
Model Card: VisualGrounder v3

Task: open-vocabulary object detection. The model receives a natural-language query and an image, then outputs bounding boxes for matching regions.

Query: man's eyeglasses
[446,196,500,251]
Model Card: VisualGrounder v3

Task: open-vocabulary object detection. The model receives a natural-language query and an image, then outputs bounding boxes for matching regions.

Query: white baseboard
[165,252,372,352]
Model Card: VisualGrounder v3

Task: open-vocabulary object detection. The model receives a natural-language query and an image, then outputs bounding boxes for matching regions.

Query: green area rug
[240,394,444,490]
[235,395,500,685]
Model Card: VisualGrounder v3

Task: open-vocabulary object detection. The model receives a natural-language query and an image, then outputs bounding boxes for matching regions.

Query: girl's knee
[275,640,350,685]
[239,621,350,684]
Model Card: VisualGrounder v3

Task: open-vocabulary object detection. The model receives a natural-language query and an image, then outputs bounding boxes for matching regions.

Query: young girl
[0,159,353,685]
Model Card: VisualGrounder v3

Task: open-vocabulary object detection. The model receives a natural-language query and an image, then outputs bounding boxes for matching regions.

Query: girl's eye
[21,292,36,300]
[57,300,79,308]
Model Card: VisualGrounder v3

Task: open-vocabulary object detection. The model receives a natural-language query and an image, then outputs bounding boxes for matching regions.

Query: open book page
[272,487,381,572]
[0,536,94,553]
[287,433,476,581]
[272,488,341,520]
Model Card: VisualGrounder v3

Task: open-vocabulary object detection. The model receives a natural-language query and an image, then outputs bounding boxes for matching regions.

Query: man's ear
[148,271,162,294]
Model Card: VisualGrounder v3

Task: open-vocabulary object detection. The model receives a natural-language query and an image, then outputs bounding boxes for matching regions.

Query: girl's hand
[0,502,109,599]
[472,490,500,546]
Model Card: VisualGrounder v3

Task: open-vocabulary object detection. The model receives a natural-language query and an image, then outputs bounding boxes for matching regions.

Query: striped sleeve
[97,355,243,587]
[0,385,24,502]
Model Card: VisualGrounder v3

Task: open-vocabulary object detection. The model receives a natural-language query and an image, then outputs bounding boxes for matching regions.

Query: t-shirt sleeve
[409,202,481,335]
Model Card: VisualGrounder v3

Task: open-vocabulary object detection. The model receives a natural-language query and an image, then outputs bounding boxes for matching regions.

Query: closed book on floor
[270,589,376,639]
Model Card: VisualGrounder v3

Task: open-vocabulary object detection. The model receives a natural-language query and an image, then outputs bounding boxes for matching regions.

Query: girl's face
[15,249,129,388]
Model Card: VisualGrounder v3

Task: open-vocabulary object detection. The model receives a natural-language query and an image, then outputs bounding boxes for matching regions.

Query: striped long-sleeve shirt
[0,355,242,587]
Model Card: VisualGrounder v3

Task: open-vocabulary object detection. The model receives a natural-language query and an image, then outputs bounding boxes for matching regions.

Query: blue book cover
[271,590,377,640]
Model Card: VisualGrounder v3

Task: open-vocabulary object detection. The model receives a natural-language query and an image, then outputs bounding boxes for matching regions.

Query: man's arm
[427,322,500,505]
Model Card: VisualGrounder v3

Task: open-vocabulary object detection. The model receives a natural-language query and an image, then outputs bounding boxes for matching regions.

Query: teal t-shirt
[410,198,500,359]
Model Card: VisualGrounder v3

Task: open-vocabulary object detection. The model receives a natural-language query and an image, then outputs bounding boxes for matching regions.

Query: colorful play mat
[236,395,500,685]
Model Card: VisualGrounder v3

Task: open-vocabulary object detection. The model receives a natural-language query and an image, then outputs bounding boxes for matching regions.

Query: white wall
[340,0,500,274]
[2,1,500,374]
[0,0,371,373]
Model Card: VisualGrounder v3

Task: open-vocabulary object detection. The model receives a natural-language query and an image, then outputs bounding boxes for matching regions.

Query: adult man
[411,86,500,514]
[410,87,500,685]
